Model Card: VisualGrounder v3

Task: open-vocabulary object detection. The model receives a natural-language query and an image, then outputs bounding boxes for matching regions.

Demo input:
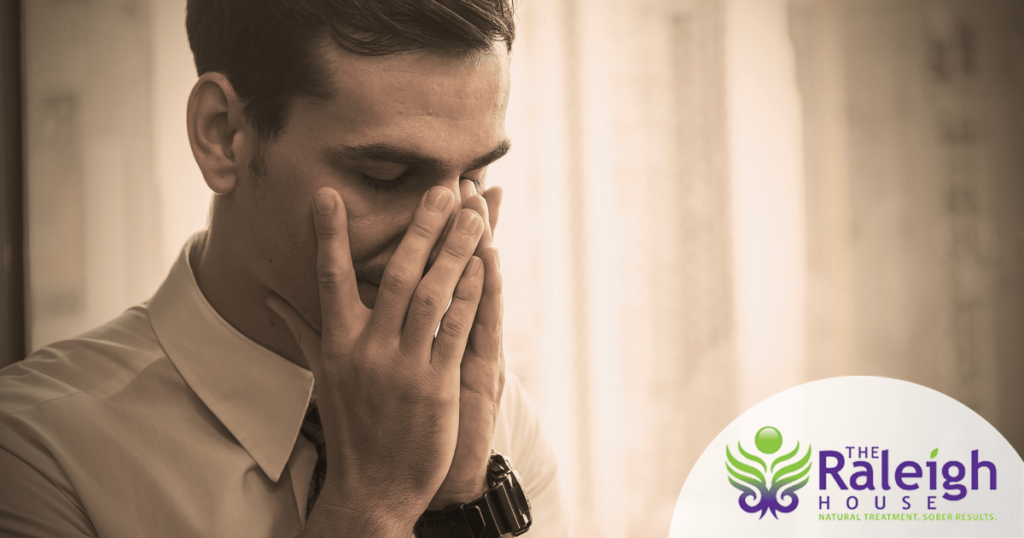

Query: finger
[425,217,455,271]
[459,178,477,207]
[461,194,491,253]
[267,294,323,366]
[424,179,477,270]
[370,187,454,336]
[438,249,504,496]
[470,247,502,348]
[431,256,484,370]
[462,247,503,423]
[445,360,503,489]
[403,209,485,352]
[312,188,364,335]
[481,186,502,236]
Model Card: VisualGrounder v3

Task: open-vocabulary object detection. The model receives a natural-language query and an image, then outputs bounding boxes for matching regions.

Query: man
[0,1,567,537]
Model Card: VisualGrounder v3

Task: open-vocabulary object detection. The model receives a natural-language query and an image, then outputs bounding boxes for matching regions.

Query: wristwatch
[414,452,532,538]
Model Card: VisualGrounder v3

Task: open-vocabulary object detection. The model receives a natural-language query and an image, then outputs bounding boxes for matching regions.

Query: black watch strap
[414,453,532,538]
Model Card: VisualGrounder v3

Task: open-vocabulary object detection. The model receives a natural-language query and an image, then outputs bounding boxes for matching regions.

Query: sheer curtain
[21,1,1024,537]
[492,0,743,535]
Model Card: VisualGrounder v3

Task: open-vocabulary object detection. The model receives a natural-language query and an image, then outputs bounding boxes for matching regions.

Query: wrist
[310,482,424,537]
[303,500,416,538]
[429,446,492,510]
[426,475,489,511]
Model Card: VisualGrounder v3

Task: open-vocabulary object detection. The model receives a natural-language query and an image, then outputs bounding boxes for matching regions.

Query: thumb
[267,294,322,365]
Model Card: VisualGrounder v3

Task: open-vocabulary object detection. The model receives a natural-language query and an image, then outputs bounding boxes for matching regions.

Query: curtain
[493,1,738,535]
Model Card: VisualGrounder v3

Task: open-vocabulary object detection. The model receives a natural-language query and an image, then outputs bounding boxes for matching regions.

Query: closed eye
[359,174,408,193]
[361,174,483,194]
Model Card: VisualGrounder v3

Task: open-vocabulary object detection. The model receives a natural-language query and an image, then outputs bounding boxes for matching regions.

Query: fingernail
[315,192,335,215]
[456,211,483,234]
[471,256,483,275]
[426,188,450,212]
[493,250,501,270]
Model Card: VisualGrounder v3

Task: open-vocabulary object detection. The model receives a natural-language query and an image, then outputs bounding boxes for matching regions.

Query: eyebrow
[327,139,512,175]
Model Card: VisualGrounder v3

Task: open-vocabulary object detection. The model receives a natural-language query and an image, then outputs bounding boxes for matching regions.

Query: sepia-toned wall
[23,0,164,352]
[790,0,1024,458]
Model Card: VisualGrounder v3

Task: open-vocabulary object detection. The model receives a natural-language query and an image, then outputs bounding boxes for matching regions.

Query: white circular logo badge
[671,376,1023,537]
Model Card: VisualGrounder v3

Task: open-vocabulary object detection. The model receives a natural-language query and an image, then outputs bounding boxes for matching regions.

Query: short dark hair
[186,0,516,140]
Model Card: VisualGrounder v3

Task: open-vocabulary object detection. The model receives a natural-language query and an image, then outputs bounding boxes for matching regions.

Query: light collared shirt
[0,236,567,538]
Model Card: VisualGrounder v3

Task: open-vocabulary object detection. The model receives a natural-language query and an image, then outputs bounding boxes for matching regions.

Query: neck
[190,226,309,370]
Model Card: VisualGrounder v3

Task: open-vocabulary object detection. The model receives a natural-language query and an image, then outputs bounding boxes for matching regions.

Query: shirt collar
[149,234,314,482]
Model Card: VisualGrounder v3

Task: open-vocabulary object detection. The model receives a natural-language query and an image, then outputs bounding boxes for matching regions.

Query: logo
[673,377,1023,537]
[725,425,813,519]
[817,446,997,509]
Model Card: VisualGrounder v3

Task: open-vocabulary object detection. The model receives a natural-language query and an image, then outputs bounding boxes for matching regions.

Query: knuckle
[453,279,481,302]
[407,219,437,242]
[317,264,344,285]
[363,333,393,359]
[415,288,448,312]
[433,388,460,409]
[315,225,339,239]
[440,237,472,261]
[381,264,419,291]
[437,317,468,341]
[471,316,493,334]
[461,381,487,399]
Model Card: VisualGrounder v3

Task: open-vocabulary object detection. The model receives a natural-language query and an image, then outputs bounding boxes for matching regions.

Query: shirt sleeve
[497,373,570,538]
[0,422,98,538]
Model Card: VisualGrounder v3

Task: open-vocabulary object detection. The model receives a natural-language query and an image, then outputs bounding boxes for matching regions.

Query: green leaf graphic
[780,474,811,496]
[773,443,812,488]
[726,445,766,485]
[930,448,938,459]
[738,441,767,472]
[771,441,801,473]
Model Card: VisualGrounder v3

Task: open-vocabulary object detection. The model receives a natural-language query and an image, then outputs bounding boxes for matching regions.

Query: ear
[186,73,252,194]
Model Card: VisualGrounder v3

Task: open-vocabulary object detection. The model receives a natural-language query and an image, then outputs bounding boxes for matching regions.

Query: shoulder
[0,304,185,462]
[0,304,168,416]
[0,305,178,537]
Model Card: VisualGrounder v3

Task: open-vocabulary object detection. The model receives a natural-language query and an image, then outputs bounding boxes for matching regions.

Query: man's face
[227,43,511,330]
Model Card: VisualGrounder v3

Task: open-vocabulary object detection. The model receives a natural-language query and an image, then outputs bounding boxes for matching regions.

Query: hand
[268,185,485,535]
[428,180,505,509]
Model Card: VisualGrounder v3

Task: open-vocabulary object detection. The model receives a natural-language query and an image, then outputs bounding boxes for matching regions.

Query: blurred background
[1,0,1022,537]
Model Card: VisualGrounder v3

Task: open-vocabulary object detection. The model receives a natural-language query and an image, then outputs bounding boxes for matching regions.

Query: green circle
[755,426,783,454]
